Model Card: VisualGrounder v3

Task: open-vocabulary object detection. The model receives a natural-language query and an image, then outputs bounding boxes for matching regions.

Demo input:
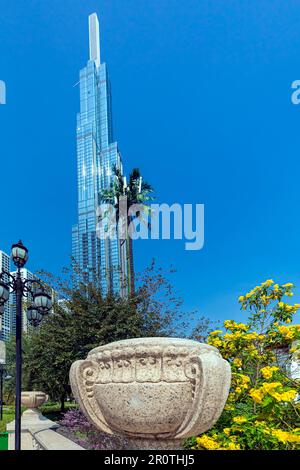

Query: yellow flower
[210,330,223,336]
[224,333,234,340]
[196,436,220,450]
[271,429,300,444]
[271,429,289,442]
[245,332,259,341]
[262,279,274,287]
[235,387,242,394]
[223,428,231,436]
[226,442,241,450]
[282,283,293,288]
[286,330,294,340]
[233,416,247,424]
[233,358,242,367]
[279,390,297,402]
[261,295,270,304]
[261,382,281,393]
[286,292,294,297]
[278,325,295,340]
[278,325,288,334]
[224,320,234,329]
[240,374,250,384]
[261,366,279,380]
[249,388,264,403]
[208,337,223,348]
[238,296,245,302]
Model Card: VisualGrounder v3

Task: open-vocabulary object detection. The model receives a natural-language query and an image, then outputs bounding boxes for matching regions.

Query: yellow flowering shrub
[190,280,300,451]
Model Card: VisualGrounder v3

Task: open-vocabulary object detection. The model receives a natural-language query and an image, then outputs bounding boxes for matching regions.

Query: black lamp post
[0,241,52,450]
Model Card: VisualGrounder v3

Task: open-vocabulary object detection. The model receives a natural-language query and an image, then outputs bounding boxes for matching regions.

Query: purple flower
[58,409,130,450]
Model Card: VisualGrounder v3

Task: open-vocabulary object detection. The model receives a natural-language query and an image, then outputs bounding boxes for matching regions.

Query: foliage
[191,280,300,450]
[135,261,203,338]
[58,408,130,450]
[100,165,154,222]
[4,334,33,404]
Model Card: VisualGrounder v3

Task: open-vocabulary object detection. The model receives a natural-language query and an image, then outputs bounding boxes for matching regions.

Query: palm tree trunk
[128,236,135,295]
[126,216,135,296]
[119,238,127,297]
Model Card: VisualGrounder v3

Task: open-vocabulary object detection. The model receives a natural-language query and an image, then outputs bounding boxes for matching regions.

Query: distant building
[0,250,11,341]
[273,344,290,373]
[56,298,70,312]
[10,269,55,335]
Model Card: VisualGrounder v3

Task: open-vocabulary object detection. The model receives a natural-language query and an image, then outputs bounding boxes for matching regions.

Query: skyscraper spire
[89,13,101,68]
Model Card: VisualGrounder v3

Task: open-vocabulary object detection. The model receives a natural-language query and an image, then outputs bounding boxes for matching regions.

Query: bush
[191,280,300,450]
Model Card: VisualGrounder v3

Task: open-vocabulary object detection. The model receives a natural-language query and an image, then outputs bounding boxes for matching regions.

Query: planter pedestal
[125,438,183,450]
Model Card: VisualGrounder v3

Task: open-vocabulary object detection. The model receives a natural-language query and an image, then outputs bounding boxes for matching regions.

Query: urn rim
[88,336,219,357]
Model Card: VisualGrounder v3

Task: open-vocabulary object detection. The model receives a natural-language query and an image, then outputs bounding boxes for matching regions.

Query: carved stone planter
[20,391,48,425]
[21,391,48,415]
[70,337,231,449]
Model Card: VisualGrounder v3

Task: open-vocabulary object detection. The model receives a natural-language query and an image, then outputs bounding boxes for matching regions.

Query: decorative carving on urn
[70,337,231,449]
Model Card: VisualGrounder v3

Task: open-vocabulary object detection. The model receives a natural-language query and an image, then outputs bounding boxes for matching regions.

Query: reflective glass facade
[72,14,128,295]
[0,251,10,341]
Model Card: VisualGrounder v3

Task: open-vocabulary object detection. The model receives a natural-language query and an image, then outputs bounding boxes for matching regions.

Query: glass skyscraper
[0,250,10,341]
[72,13,128,296]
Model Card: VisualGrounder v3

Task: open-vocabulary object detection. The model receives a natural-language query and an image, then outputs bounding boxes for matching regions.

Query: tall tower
[0,250,10,341]
[72,13,128,296]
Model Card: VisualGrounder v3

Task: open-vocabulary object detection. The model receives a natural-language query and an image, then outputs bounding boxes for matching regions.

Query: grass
[0,402,78,432]
[0,407,15,433]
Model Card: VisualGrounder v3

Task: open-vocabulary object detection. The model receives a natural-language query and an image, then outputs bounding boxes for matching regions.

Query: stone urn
[70,337,231,449]
[21,391,48,417]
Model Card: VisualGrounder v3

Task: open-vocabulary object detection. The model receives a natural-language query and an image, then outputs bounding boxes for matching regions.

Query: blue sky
[1,0,300,324]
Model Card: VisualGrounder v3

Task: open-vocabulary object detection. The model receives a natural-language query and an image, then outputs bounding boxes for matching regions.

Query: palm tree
[100,165,154,296]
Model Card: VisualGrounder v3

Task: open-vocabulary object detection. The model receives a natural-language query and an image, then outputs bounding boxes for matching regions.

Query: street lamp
[0,241,52,450]
[27,306,43,327]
